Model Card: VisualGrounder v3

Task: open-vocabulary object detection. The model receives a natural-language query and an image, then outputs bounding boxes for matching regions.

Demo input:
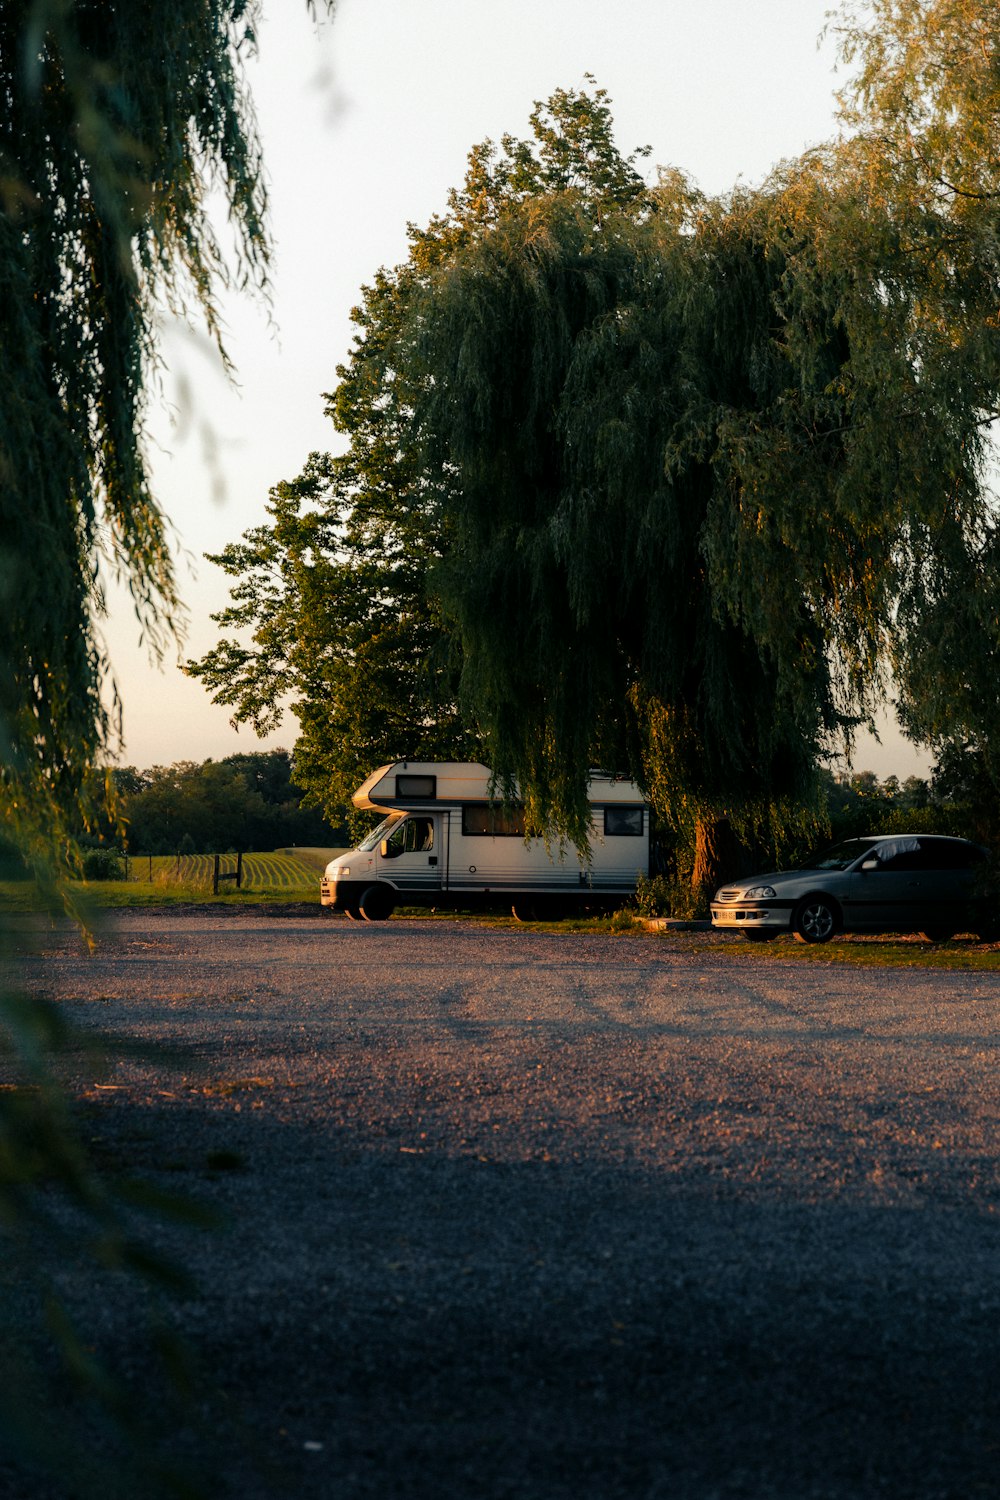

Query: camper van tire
[358,884,395,922]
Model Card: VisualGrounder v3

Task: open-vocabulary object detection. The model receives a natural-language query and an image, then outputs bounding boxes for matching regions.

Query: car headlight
[744,885,776,900]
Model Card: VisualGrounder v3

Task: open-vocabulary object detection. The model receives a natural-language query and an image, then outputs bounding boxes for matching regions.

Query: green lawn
[0,850,338,910]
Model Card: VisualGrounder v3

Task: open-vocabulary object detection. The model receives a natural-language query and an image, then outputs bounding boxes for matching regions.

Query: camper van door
[377,813,442,893]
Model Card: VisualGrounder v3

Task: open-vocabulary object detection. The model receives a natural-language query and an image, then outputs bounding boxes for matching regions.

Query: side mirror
[860,856,879,871]
[380,839,391,858]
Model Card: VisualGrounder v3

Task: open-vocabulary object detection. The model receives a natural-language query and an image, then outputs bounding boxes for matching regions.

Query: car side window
[916,839,980,870]
[873,838,922,871]
[910,841,949,871]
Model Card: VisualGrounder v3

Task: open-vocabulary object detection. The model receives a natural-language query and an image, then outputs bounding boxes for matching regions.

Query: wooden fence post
[213,854,220,896]
[236,851,243,890]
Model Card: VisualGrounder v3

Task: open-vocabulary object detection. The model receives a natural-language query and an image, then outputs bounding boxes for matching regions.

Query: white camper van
[320,760,649,921]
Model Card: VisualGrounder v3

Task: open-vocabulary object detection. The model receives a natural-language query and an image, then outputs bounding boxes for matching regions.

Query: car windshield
[357,814,401,852]
[798,838,880,872]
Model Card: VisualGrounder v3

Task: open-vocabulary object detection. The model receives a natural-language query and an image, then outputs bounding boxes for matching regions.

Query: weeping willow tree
[0,5,330,1490]
[411,111,1000,889]
[832,0,1000,815]
[187,8,1000,892]
[188,80,655,823]
[0,0,278,890]
[409,188,838,888]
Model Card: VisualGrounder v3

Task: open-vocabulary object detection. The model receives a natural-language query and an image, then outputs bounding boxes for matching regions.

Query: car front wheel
[792,896,837,944]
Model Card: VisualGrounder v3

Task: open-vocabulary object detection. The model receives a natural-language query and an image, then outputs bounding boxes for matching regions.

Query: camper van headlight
[335,865,350,879]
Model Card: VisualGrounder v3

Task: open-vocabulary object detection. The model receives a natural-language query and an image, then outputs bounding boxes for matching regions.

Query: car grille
[716,889,743,903]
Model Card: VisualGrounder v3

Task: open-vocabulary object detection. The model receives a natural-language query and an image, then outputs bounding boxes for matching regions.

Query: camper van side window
[396,774,436,800]
[462,804,526,837]
[604,807,643,837]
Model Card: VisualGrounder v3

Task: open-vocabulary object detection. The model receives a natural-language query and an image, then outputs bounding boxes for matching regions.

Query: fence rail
[213,852,243,895]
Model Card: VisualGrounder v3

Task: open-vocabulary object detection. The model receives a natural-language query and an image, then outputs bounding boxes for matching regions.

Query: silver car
[711,834,994,943]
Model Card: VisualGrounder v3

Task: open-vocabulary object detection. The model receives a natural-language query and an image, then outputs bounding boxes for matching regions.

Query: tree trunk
[692,815,744,902]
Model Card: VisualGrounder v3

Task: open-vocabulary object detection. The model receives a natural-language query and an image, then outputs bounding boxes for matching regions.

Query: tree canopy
[0,1,289,890]
[107,750,344,854]
[407,15,1000,878]
[832,0,1000,812]
[188,82,653,827]
[195,6,1000,886]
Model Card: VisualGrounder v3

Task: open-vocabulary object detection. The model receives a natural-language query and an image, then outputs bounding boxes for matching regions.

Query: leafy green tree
[405,19,1000,885]
[409,176,884,886]
[0,1,286,891]
[188,82,654,827]
[0,6,331,1491]
[120,751,343,852]
[188,451,477,831]
[193,16,1000,892]
[832,1,1000,805]
[188,79,917,887]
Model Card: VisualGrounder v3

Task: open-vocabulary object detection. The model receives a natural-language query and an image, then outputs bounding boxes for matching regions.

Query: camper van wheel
[359,884,395,922]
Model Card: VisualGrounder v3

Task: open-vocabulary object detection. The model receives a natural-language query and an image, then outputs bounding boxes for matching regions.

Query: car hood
[715,868,820,897]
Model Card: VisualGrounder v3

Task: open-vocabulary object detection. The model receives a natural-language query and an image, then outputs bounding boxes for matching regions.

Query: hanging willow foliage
[412,120,1000,884]
[412,190,842,873]
[188,81,656,825]
[0,0,280,888]
[832,0,1000,805]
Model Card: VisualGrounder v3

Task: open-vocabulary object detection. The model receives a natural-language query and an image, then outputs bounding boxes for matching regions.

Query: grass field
[274,846,347,871]
[0,849,346,911]
[119,850,343,894]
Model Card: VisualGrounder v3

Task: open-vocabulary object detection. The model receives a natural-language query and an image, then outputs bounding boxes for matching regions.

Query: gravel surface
[4,909,1000,1499]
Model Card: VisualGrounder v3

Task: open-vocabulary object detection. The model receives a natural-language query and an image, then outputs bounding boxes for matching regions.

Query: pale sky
[108,0,930,780]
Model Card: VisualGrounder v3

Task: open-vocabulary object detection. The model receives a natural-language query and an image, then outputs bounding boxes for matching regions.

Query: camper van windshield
[358,814,401,852]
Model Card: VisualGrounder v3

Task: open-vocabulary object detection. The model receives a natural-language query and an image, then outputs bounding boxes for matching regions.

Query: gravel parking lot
[5,910,1000,1499]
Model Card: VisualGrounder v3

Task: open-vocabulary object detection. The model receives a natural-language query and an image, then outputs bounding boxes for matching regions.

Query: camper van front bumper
[321,874,370,910]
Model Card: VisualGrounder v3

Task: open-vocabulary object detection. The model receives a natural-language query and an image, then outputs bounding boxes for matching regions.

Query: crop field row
[124,852,321,892]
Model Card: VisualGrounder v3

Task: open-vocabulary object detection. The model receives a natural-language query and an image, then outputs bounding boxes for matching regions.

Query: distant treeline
[822,753,995,848]
[89,750,347,855]
[92,754,996,859]
[1,753,986,880]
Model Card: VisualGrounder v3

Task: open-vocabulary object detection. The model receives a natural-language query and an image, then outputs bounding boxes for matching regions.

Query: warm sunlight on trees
[833,0,1000,809]
[0,1,284,893]
[195,6,1000,892]
[410,11,1000,888]
[188,83,652,826]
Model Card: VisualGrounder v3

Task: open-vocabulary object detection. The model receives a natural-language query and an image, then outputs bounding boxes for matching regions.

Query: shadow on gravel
[5,1094,997,1500]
